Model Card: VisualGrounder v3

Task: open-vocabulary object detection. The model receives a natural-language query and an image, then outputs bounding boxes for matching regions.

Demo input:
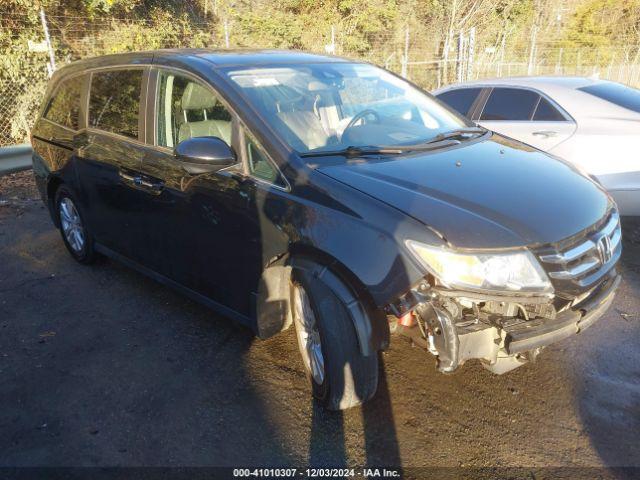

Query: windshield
[223,63,470,155]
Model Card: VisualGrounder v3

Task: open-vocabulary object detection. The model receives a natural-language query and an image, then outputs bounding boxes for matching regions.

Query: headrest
[181,82,217,110]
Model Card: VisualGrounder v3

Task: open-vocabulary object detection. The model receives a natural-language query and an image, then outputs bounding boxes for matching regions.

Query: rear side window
[436,88,482,116]
[578,82,640,114]
[533,97,566,121]
[480,88,539,121]
[44,75,84,130]
[89,69,142,139]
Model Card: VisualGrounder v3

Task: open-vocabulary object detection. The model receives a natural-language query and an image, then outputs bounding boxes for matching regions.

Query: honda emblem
[596,235,613,264]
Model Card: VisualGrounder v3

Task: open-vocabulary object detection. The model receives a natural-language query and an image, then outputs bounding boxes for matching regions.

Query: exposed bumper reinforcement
[504,272,621,354]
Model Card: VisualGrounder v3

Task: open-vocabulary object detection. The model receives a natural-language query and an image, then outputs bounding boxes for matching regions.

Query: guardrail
[0,144,32,176]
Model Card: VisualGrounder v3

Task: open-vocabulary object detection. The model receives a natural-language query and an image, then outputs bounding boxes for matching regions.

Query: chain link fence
[2,17,640,147]
[402,50,640,91]
[0,80,47,147]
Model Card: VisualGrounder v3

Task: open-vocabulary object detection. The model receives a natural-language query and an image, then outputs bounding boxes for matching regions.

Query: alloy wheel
[292,284,325,385]
[59,197,85,253]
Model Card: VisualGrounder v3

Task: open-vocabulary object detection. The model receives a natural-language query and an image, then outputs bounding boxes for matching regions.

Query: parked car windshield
[223,63,469,155]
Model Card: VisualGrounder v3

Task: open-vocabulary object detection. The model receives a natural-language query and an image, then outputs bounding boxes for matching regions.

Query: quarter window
[44,75,85,130]
[245,131,286,188]
[436,88,482,117]
[89,69,142,139]
[480,88,539,121]
[156,71,232,148]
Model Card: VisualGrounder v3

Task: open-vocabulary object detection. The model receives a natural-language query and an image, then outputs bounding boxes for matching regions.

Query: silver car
[433,77,640,215]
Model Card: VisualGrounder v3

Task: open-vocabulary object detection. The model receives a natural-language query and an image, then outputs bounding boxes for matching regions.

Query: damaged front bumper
[503,272,619,355]
[391,269,621,374]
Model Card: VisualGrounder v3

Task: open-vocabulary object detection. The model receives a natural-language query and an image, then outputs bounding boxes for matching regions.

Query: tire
[291,265,379,410]
[54,185,97,264]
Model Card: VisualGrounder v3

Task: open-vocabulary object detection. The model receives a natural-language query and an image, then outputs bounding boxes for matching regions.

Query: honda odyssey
[32,50,621,410]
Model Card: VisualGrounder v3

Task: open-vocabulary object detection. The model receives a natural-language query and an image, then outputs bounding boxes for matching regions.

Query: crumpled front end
[389,210,622,374]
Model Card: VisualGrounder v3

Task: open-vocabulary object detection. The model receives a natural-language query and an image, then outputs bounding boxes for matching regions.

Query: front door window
[156,71,233,148]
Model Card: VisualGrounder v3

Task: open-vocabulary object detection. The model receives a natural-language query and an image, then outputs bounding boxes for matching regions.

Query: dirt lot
[1,171,639,476]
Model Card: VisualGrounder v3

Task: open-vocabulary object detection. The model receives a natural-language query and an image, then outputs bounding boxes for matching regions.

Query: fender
[250,170,437,352]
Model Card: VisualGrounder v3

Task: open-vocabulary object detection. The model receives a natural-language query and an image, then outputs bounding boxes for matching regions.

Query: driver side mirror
[174,136,236,174]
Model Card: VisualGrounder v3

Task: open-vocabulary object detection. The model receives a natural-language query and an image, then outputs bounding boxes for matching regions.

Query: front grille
[536,210,621,297]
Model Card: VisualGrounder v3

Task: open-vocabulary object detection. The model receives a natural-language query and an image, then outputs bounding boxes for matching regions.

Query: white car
[433,77,640,215]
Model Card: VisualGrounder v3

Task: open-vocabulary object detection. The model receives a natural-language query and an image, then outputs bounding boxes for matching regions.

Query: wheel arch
[254,243,390,356]
[287,244,390,356]
[46,175,64,227]
[288,243,377,310]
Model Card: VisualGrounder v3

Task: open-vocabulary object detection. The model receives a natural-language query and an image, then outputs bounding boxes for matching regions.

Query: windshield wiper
[300,145,406,158]
[425,127,487,144]
[300,128,488,158]
[374,127,488,153]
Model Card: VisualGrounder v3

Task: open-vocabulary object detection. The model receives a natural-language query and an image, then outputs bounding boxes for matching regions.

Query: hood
[318,134,611,249]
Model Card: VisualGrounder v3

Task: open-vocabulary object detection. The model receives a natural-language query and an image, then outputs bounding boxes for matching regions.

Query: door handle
[532,130,557,138]
[133,176,164,193]
[119,171,163,193]
[119,170,137,183]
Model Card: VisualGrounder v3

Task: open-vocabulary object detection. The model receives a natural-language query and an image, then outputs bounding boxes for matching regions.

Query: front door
[135,68,255,315]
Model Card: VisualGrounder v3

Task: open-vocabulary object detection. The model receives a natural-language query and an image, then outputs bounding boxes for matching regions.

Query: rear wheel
[55,185,97,264]
[291,266,378,410]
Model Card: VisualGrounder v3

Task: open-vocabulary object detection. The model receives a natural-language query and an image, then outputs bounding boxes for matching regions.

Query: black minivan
[32,49,621,410]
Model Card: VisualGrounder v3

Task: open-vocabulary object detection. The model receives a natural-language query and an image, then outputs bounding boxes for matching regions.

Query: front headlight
[406,240,552,294]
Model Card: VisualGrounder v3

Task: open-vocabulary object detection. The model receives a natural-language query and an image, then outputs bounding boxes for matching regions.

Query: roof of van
[55,49,351,75]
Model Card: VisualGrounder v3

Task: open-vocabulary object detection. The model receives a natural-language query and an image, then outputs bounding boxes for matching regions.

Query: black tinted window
[533,97,566,121]
[436,88,481,116]
[89,70,142,138]
[44,75,84,129]
[481,88,539,121]
[579,82,640,113]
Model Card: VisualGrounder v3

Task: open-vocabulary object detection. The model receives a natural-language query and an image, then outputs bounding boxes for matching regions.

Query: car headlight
[406,240,552,294]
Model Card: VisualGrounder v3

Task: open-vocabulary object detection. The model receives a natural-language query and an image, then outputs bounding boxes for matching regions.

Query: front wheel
[291,267,379,410]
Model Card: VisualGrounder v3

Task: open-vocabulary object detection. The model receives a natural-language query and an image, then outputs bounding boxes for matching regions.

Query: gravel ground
[1,171,639,476]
